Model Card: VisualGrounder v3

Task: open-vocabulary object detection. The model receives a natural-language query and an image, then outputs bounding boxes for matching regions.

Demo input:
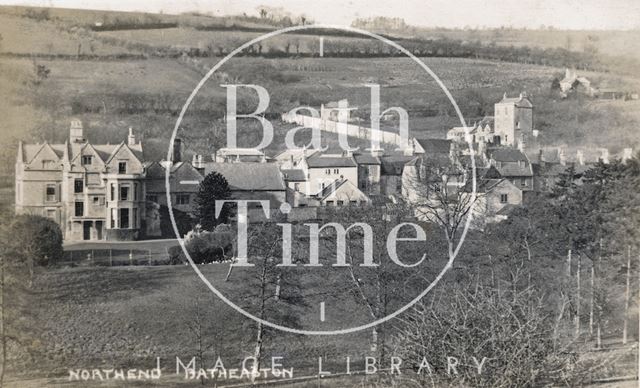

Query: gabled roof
[145,161,203,193]
[306,154,357,168]
[204,162,286,191]
[22,143,65,164]
[104,142,144,164]
[318,179,368,202]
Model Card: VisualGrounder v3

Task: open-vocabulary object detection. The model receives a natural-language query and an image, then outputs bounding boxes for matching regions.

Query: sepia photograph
[0,0,638,386]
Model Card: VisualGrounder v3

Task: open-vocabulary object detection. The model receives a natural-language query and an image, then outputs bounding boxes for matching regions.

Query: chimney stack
[576,150,585,166]
[127,127,136,146]
[69,119,84,143]
[622,148,633,162]
[192,154,205,174]
[172,138,182,163]
[558,147,566,166]
[600,148,610,164]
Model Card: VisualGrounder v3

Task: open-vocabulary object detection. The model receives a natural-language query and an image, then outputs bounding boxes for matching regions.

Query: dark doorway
[95,221,103,240]
[83,221,91,240]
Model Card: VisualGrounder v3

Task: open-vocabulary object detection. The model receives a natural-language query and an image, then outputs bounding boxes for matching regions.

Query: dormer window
[82,155,92,165]
[118,162,127,174]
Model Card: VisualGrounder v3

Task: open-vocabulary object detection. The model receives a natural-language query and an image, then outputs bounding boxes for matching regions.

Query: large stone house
[493,93,533,148]
[16,120,146,241]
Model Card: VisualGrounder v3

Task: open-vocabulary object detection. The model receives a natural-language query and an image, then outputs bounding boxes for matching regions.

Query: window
[82,155,92,165]
[75,201,84,217]
[293,161,298,167]
[74,179,83,193]
[93,196,99,204]
[326,200,334,206]
[350,200,358,205]
[133,208,138,228]
[504,135,508,143]
[521,178,527,187]
[118,162,127,174]
[119,208,129,229]
[111,208,116,228]
[134,183,138,201]
[46,184,56,202]
[325,169,331,175]
[176,194,190,205]
[500,194,508,203]
[120,185,129,201]
[147,194,158,203]
[337,200,344,206]
[396,179,402,192]
[42,160,56,169]
[294,183,300,192]
[110,184,115,201]
[333,169,339,174]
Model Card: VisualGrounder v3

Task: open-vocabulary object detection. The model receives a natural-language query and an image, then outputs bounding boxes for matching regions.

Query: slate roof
[380,154,417,175]
[489,148,528,162]
[281,169,307,182]
[353,153,382,165]
[145,161,203,193]
[496,204,519,216]
[498,94,533,108]
[414,138,451,154]
[204,163,286,191]
[306,154,357,168]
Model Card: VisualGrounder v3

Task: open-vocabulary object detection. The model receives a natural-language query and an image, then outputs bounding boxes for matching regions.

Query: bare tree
[227,222,303,382]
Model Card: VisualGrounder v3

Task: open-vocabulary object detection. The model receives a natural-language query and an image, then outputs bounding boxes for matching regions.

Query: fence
[56,248,171,267]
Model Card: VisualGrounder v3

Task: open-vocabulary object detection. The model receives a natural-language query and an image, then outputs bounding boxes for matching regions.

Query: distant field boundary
[90,22,178,31]
[0,52,148,61]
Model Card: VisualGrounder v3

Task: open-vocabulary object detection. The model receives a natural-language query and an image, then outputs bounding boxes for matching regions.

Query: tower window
[74,179,83,193]
[82,155,92,165]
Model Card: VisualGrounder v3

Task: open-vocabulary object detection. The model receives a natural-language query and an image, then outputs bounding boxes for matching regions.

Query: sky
[1,0,639,30]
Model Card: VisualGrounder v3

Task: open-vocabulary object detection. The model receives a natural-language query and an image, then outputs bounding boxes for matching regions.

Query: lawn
[25,264,380,383]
